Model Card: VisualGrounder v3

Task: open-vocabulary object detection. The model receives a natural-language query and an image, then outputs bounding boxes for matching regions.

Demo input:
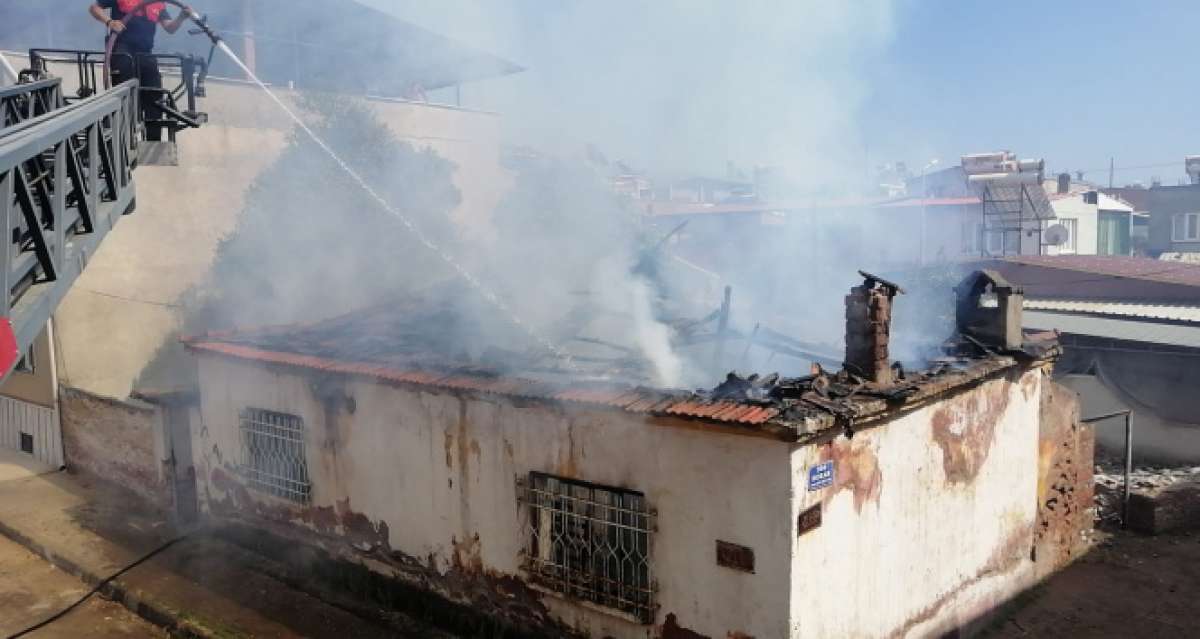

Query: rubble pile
[1093,451,1200,524]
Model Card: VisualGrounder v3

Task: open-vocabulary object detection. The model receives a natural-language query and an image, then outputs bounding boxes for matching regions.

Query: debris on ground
[1093,450,1200,533]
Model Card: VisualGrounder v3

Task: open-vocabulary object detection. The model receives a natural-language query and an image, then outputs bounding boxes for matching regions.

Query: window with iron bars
[517,472,656,623]
[238,408,311,503]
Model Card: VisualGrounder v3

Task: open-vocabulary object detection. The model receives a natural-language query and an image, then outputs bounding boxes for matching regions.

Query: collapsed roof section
[184,272,1059,443]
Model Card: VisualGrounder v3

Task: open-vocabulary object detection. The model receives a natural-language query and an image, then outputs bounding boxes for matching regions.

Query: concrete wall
[1147,184,1200,254]
[192,354,793,639]
[59,385,169,507]
[1058,373,1200,463]
[4,49,511,400]
[789,368,1047,638]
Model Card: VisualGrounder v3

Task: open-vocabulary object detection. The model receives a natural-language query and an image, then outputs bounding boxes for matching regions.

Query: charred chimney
[844,271,904,385]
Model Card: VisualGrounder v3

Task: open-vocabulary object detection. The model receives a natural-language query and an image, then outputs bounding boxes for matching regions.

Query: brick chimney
[844,272,903,385]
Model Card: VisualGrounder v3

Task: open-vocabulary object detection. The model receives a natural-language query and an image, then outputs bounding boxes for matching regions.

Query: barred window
[238,408,311,503]
[517,472,655,623]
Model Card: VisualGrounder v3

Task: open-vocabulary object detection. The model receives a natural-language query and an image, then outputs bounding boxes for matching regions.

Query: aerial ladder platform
[0,39,213,384]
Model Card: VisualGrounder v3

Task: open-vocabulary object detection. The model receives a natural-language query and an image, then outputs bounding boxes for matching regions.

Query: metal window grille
[238,408,311,503]
[517,472,656,623]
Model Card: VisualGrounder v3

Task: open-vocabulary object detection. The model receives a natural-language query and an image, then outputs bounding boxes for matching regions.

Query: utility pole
[1109,157,1114,189]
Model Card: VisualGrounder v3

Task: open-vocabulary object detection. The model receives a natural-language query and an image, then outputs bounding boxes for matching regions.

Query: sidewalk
[0,468,451,638]
[0,533,163,638]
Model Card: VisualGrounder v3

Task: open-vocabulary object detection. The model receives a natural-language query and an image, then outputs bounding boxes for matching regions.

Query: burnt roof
[183,292,1042,443]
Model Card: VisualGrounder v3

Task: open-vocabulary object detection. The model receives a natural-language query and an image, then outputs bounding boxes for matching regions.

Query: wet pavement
[0,469,451,638]
[0,533,163,638]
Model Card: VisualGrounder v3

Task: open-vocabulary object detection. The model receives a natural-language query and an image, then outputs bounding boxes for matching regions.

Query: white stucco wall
[1047,195,1099,255]
[789,369,1044,638]
[192,355,794,639]
[192,353,1052,638]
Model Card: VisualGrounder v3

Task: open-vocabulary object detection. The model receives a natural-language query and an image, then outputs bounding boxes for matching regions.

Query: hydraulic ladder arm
[0,78,140,381]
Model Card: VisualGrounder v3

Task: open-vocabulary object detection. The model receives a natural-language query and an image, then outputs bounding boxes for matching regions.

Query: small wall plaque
[716,540,755,573]
[798,503,822,537]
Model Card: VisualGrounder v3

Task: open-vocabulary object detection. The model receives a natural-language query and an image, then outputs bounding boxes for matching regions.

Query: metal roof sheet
[1000,255,1200,288]
[1022,311,1200,348]
[1023,299,1200,323]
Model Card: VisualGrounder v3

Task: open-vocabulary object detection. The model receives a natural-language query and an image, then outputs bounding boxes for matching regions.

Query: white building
[177,274,1092,638]
[1044,186,1137,256]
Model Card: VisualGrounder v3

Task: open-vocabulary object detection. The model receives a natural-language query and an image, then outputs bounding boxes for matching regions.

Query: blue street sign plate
[808,461,835,491]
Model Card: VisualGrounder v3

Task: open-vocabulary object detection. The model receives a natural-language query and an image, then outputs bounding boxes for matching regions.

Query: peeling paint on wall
[820,436,882,512]
[930,377,1012,484]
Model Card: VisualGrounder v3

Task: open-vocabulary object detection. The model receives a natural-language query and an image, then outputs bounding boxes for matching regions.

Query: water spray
[209,44,578,370]
[212,40,577,369]
[97,2,577,370]
[102,0,221,90]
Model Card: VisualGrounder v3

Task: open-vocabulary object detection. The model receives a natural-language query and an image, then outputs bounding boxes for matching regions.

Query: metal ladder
[0,77,140,382]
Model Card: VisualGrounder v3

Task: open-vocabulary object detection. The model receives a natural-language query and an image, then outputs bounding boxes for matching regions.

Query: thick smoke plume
[141,1,963,391]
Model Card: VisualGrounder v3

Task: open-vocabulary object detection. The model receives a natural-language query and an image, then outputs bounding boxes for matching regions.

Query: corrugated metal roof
[1023,299,1200,323]
[1000,255,1200,288]
[1022,311,1200,348]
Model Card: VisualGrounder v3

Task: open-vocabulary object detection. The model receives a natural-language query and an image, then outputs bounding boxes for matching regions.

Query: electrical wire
[1071,161,1183,177]
[5,534,189,639]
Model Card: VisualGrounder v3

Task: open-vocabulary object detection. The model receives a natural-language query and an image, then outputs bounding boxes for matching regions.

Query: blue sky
[369,1,1199,188]
[865,1,1200,186]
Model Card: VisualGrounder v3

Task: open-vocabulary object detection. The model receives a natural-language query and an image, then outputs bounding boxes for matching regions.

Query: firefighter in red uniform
[88,1,192,140]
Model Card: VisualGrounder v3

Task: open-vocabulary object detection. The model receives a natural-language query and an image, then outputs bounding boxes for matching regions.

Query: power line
[1068,161,1182,177]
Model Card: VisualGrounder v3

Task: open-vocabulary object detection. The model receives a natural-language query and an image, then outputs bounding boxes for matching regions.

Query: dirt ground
[0,533,164,638]
[982,528,1200,638]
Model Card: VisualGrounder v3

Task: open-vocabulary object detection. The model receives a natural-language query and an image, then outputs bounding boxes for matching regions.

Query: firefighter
[88,1,192,140]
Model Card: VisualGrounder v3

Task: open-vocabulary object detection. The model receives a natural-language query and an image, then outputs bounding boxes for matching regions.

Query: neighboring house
[981,255,1200,463]
[1101,185,1152,254]
[0,322,63,468]
[175,274,1090,638]
[641,163,1055,277]
[1043,178,1137,256]
[1146,184,1200,256]
[611,174,653,200]
[1105,167,1200,258]
[666,176,755,204]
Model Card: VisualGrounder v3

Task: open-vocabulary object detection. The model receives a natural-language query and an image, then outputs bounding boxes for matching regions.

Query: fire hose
[101,0,221,90]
